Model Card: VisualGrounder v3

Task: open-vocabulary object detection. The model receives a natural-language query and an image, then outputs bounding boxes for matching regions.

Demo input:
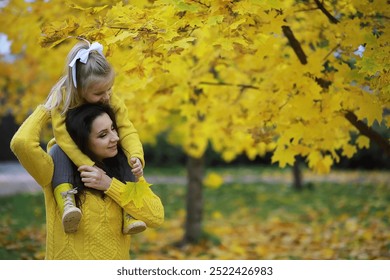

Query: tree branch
[314,0,339,24]
[323,44,340,61]
[344,111,390,157]
[199,81,259,90]
[282,25,307,65]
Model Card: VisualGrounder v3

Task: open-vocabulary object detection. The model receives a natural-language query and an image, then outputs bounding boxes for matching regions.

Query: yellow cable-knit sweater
[10,105,164,260]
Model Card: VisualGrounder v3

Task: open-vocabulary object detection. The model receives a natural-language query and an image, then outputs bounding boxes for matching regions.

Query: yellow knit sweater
[10,105,164,260]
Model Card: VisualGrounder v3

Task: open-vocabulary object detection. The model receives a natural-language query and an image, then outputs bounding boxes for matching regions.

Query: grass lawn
[0,167,389,260]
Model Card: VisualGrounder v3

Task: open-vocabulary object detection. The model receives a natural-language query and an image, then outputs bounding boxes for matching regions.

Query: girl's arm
[10,105,54,187]
[110,93,145,167]
[51,107,95,167]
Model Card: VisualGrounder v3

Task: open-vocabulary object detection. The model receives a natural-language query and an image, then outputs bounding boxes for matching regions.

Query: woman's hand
[130,157,143,179]
[78,165,112,191]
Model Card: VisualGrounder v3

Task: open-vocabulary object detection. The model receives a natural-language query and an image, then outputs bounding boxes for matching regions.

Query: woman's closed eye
[98,131,108,138]
[98,126,116,138]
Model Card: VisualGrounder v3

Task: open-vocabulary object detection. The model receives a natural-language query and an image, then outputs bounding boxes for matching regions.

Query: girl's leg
[123,213,147,235]
[49,144,82,233]
[122,163,146,235]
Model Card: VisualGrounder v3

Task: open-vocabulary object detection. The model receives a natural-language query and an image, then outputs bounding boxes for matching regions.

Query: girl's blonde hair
[46,40,115,114]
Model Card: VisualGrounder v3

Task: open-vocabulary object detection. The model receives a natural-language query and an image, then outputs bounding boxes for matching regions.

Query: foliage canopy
[1,0,389,173]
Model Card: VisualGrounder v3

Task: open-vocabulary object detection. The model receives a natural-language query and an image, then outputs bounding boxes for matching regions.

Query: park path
[0,161,389,196]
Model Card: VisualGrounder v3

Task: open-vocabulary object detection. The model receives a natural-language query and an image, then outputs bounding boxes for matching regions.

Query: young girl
[45,38,146,235]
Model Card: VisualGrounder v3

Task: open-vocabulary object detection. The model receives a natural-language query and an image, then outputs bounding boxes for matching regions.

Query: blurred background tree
[0,0,388,244]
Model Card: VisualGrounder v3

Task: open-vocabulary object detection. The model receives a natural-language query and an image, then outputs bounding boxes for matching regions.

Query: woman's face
[88,112,119,161]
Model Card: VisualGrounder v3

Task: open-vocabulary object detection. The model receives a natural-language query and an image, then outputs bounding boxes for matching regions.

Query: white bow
[69,42,104,88]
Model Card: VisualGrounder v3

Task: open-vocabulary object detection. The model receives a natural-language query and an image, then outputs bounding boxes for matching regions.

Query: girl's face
[88,113,119,161]
[83,78,113,104]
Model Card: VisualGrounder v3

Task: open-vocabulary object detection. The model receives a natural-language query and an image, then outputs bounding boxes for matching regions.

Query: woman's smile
[107,145,118,151]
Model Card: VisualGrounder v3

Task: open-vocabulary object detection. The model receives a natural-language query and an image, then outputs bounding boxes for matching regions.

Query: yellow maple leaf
[120,177,153,208]
[257,142,267,156]
[355,93,383,126]
[207,15,224,26]
[356,135,370,149]
[271,146,296,168]
[67,2,108,15]
[211,211,223,219]
[307,151,322,168]
[203,172,224,189]
[105,31,138,45]
[40,18,79,48]
[314,155,333,174]
[222,150,237,162]
[342,143,357,158]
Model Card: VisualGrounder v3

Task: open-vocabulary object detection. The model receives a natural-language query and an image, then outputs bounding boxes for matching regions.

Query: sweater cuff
[105,177,123,202]
[36,105,51,121]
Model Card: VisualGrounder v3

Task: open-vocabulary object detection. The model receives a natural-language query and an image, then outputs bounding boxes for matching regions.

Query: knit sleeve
[104,177,164,228]
[51,107,95,167]
[10,105,54,187]
[110,93,145,167]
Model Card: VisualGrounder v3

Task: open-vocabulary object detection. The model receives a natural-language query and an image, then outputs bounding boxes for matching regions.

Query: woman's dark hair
[66,103,134,197]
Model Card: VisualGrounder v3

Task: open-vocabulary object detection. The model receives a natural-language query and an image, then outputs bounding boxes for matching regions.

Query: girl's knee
[49,144,66,160]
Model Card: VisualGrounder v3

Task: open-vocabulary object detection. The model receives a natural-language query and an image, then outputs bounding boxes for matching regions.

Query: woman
[10,102,164,260]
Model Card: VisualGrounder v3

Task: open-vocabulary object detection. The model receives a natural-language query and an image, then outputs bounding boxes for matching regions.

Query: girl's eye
[99,133,107,138]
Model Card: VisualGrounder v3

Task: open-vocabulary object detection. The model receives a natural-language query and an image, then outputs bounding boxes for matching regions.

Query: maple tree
[1,0,389,243]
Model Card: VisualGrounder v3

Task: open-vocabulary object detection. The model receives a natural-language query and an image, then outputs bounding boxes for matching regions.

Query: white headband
[68,42,104,88]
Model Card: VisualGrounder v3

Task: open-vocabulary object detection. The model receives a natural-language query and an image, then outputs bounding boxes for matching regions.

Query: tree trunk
[183,155,204,244]
[292,160,303,191]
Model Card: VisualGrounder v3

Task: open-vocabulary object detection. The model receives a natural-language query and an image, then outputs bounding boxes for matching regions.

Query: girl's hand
[130,157,143,179]
[78,165,112,191]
